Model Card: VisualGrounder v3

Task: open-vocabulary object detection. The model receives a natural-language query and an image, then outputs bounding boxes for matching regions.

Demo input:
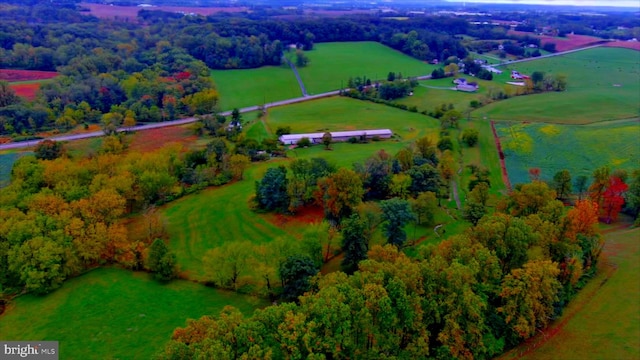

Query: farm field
[478,47,640,123]
[9,83,41,100]
[500,226,640,360]
[1,69,59,100]
[507,31,605,52]
[211,66,302,111]
[127,124,204,153]
[495,119,640,186]
[0,267,265,360]
[155,161,297,279]
[295,42,437,94]
[266,95,440,141]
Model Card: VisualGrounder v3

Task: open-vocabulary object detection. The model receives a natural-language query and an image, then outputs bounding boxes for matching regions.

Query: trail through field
[490,121,512,191]
[494,44,604,67]
[451,180,462,210]
[282,56,308,97]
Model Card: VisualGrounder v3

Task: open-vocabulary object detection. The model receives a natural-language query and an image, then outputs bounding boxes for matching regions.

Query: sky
[445,0,640,8]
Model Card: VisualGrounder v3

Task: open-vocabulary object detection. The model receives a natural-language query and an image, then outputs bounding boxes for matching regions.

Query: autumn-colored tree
[315,168,364,222]
[34,140,65,160]
[509,181,557,217]
[566,200,599,240]
[602,176,628,223]
[228,154,250,180]
[499,260,560,339]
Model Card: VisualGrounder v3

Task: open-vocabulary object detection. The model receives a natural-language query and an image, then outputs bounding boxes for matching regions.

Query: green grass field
[477,47,640,123]
[295,42,437,94]
[0,151,30,187]
[495,119,640,185]
[501,227,640,360]
[266,95,440,141]
[396,77,489,113]
[160,162,296,279]
[212,65,302,111]
[0,267,265,360]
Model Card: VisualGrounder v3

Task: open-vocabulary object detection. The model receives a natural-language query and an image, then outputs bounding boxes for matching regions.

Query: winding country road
[0,44,603,152]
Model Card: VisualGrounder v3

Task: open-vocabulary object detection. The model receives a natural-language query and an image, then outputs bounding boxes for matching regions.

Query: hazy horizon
[445,0,640,8]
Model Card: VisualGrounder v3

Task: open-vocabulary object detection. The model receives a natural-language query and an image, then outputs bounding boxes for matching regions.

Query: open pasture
[211,66,302,111]
[479,47,640,123]
[266,96,441,141]
[396,77,492,113]
[0,69,58,82]
[495,119,640,186]
[9,83,40,100]
[500,226,640,360]
[295,42,437,94]
[157,162,297,279]
[0,267,264,360]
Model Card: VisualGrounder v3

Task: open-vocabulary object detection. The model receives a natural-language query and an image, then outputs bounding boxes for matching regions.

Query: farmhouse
[279,129,393,145]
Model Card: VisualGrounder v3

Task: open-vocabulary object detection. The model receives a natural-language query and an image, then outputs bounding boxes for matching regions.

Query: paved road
[0,91,342,151]
[282,55,308,97]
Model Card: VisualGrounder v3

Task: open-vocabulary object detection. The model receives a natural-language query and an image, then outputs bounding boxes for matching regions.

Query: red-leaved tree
[602,177,628,223]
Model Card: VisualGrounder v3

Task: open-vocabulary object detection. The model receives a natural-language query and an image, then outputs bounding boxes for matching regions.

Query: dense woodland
[1,2,640,359]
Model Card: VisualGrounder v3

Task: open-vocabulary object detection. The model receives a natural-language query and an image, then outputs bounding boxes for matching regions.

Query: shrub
[462,128,480,147]
[297,137,311,147]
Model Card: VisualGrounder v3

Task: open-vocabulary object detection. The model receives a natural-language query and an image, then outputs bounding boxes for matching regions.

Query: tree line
[160,178,613,359]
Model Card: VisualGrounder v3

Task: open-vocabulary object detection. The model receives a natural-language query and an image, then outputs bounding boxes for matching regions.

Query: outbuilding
[279,129,393,145]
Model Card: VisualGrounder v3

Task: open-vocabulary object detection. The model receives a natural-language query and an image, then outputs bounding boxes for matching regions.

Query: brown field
[508,31,604,52]
[602,40,640,51]
[127,124,199,153]
[79,2,249,21]
[0,69,58,82]
[9,83,40,100]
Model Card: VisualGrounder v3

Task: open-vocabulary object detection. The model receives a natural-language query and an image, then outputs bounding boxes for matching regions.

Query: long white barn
[279,129,393,145]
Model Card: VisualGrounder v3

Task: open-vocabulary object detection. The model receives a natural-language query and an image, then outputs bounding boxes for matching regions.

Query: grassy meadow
[478,47,640,123]
[211,65,302,111]
[295,42,437,94]
[495,119,640,185]
[0,267,265,360]
[266,95,441,141]
[500,227,640,360]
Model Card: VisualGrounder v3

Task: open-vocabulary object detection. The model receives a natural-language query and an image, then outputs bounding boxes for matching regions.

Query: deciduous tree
[341,214,368,274]
[380,198,415,247]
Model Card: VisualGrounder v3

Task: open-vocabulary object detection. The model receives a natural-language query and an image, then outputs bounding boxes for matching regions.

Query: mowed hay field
[478,47,640,124]
[0,267,265,360]
[296,42,437,94]
[501,227,640,360]
[159,161,297,279]
[212,65,302,111]
[495,119,640,185]
[266,95,440,141]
